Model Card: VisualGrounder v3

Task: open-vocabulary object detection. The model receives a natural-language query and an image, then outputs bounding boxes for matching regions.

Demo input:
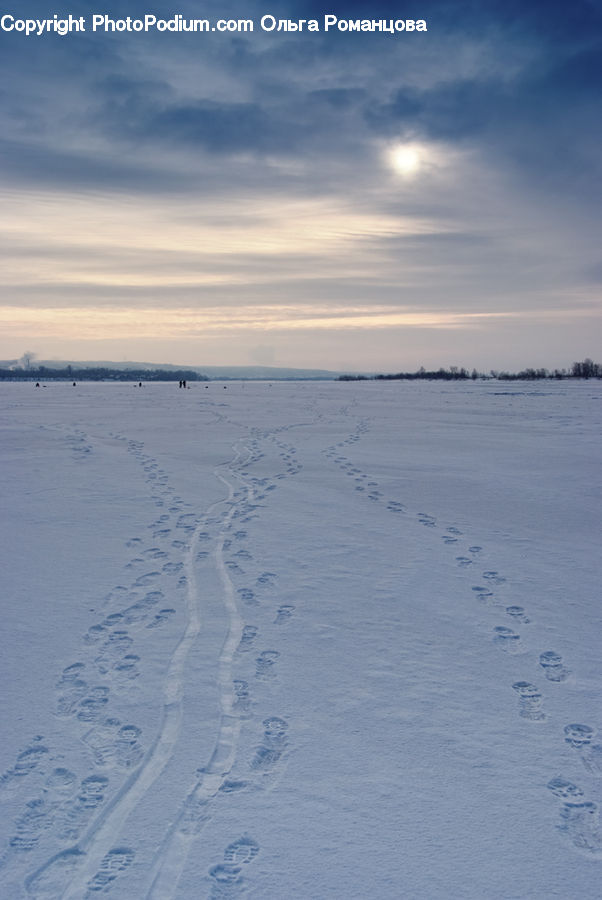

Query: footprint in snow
[86,846,135,893]
[55,664,87,717]
[547,777,602,857]
[208,862,242,895]
[512,682,546,721]
[82,717,122,767]
[492,626,523,653]
[8,770,76,854]
[418,513,436,527]
[146,608,176,628]
[134,572,160,587]
[506,606,530,624]
[177,513,197,528]
[539,650,570,682]
[232,681,251,715]
[236,626,258,652]
[57,775,109,841]
[256,572,277,586]
[564,724,602,776]
[95,631,134,674]
[223,836,260,866]
[114,726,144,770]
[112,654,141,684]
[250,717,289,772]
[233,549,252,560]
[255,651,280,680]
[219,780,249,794]
[83,625,107,645]
[472,586,494,604]
[76,687,110,724]
[238,588,258,606]
[483,570,506,585]
[142,548,168,560]
[9,799,54,853]
[121,601,150,624]
[274,605,295,625]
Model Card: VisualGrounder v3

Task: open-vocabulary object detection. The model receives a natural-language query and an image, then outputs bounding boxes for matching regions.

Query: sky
[0,0,601,372]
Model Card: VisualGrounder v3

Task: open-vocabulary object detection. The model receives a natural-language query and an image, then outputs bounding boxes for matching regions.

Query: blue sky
[1,0,600,371]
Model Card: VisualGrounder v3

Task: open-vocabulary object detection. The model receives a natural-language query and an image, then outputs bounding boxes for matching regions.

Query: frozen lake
[0,379,601,898]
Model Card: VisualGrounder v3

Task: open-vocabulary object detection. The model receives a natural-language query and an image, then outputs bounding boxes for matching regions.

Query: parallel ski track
[25,440,253,899]
[145,440,253,899]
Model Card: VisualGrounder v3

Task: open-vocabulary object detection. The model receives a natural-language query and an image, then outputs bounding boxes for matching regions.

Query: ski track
[145,442,251,899]
[145,414,313,895]
[20,431,265,898]
[2,386,599,899]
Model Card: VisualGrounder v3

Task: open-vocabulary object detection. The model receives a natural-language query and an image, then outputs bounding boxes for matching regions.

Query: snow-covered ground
[0,379,600,899]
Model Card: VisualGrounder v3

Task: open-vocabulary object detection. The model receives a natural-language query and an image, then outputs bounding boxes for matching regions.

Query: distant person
[139,382,142,387]
[73,382,76,387]
[35,382,40,387]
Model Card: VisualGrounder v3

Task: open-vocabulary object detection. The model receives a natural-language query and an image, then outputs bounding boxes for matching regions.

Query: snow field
[0,379,600,898]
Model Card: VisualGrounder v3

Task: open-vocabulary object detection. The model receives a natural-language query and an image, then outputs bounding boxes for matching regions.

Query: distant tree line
[0,366,208,382]
[339,359,602,382]
[569,359,602,378]
[340,366,472,381]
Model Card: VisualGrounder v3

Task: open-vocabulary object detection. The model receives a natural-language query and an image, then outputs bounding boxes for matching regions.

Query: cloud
[0,0,600,369]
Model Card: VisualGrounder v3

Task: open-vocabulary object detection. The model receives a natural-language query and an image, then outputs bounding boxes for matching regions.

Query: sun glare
[389,144,421,176]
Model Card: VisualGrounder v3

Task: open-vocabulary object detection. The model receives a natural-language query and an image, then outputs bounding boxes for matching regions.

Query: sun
[389,144,421,176]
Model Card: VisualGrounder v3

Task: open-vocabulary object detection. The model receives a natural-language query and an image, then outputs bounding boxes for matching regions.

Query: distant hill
[198,365,339,380]
[0,359,342,381]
